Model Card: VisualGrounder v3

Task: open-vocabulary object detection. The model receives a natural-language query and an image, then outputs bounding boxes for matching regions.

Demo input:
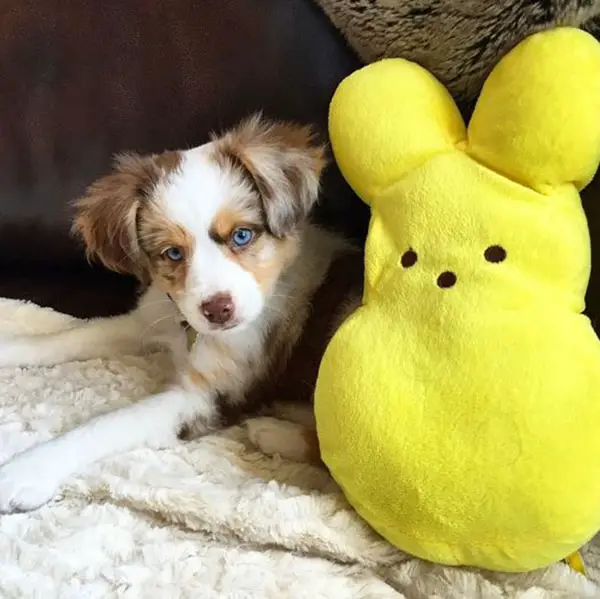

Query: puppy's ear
[72,154,158,278]
[216,114,327,237]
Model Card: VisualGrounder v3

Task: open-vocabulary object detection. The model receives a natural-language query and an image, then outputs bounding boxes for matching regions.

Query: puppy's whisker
[140,314,179,348]
[268,293,295,301]
[139,298,175,309]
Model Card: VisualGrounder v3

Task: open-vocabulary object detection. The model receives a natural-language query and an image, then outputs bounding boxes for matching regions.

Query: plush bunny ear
[329,59,466,205]
[468,28,600,192]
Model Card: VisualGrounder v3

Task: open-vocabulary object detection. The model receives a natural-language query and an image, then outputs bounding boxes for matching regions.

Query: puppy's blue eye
[164,247,184,261]
[231,227,254,248]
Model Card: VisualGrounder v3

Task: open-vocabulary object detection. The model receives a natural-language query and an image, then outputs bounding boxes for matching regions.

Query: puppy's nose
[201,293,234,325]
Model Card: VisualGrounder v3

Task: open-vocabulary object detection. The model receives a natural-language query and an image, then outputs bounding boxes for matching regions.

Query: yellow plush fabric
[314,28,600,572]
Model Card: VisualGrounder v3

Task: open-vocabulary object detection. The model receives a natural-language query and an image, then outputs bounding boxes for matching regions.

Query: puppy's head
[73,115,326,334]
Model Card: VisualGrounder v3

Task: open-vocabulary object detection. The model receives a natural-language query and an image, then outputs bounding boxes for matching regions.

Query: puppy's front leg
[0,385,218,513]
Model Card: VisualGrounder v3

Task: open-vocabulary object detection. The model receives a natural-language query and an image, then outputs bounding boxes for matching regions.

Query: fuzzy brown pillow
[314,0,600,108]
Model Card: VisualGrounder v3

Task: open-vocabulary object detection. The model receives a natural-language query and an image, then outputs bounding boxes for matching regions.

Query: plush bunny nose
[200,293,235,325]
[437,271,457,289]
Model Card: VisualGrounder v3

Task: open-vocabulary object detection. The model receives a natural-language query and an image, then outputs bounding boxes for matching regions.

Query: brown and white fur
[0,115,362,513]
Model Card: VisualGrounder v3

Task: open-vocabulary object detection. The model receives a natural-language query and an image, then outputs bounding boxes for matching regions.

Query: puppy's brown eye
[401,249,418,268]
[484,245,507,263]
[163,247,184,262]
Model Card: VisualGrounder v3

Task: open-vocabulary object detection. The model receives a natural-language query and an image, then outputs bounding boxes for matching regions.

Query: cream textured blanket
[1,298,599,598]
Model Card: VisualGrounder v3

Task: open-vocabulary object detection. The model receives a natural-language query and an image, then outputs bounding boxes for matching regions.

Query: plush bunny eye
[401,249,418,268]
[484,245,507,263]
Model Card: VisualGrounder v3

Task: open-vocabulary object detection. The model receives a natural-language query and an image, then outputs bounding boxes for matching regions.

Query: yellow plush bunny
[314,28,600,572]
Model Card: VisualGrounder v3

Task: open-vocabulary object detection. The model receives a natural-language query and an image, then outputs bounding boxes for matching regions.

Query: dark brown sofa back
[0,0,364,270]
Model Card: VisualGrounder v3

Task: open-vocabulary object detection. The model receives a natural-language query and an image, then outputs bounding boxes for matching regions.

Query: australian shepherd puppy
[0,115,362,513]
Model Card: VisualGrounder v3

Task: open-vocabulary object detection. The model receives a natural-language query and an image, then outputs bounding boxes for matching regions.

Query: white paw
[0,451,62,513]
[246,417,317,462]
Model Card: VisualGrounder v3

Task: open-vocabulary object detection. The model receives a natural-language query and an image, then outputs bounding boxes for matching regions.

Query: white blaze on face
[154,146,264,333]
